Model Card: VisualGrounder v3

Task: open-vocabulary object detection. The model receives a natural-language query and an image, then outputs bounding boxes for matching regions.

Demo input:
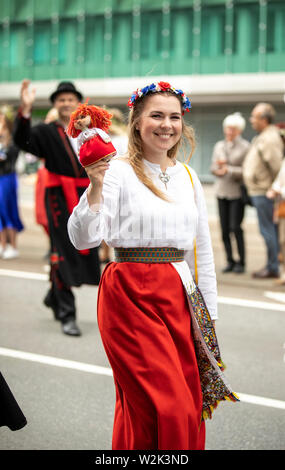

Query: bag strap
[183,163,198,285]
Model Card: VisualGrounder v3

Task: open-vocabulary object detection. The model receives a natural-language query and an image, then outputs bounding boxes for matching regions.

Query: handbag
[276,200,285,218]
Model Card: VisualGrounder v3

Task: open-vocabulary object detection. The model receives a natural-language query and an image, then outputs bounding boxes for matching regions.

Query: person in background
[266,123,285,285]
[243,103,283,279]
[35,108,59,241]
[0,105,24,259]
[277,122,285,156]
[0,371,27,431]
[211,112,250,273]
[13,80,101,337]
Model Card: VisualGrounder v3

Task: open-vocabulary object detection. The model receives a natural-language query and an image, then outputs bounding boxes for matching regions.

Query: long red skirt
[97,262,205,450]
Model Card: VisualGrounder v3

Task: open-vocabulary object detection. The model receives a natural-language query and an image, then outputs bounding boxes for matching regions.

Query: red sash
[45,170,90,255]
[45,171,89,215]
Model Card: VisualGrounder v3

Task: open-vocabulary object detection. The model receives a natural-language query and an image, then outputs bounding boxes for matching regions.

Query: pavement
[4,173,284,303]
[1,174,285,451]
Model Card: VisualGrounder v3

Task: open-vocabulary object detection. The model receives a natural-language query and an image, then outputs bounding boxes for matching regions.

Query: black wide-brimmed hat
[49,81,83,103]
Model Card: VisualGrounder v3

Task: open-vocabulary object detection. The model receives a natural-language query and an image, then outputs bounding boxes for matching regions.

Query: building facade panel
[1,0,285,180]
[1,0,285,81]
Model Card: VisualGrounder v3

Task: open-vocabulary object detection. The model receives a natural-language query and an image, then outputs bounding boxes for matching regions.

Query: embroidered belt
[114,247,185,263]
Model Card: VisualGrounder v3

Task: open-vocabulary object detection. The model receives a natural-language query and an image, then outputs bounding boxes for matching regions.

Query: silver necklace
[159,170,170,190]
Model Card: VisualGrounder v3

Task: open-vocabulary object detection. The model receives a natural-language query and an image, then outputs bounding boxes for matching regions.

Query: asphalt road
[0,273,284,451]
[0,176,285,451]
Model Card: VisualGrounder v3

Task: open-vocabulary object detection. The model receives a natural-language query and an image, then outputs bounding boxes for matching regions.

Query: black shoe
[222,263,235,273]
[61,319,82,337]
[43,290,60,321]
[233,263,245,274]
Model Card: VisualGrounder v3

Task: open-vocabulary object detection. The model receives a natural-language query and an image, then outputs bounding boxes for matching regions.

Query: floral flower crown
[127,81,191,113]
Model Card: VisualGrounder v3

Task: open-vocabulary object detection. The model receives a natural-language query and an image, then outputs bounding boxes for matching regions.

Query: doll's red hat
[78,132,117,167]
[66,102,117,168]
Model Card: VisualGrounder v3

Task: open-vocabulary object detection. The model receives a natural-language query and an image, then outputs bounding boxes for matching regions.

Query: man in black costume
[13,80,101,337]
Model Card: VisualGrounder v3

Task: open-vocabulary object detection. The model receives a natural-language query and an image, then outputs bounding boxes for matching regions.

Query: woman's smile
[154,132,174,139]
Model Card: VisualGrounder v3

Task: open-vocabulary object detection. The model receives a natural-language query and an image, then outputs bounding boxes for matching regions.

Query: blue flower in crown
[128,91,138,107]
[141,85,150,95]
[183,96,192,112]
[175,89,184,96]
[149,83,157,92]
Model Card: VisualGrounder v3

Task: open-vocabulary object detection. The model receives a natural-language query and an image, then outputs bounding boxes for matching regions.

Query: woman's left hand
[266,188,278,199]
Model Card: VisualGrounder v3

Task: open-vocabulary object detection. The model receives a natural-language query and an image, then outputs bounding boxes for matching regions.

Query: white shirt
[68,158,218,319]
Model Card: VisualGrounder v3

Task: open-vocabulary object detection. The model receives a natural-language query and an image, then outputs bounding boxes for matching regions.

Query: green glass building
[1,0,285,179]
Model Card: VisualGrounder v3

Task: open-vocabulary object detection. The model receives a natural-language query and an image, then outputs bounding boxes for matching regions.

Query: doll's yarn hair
[67,102,113,138]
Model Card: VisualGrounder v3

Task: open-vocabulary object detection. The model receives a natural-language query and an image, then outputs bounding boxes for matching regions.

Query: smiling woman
[130,94,183,194]
[68,81,239,451]
[127,82,195,201]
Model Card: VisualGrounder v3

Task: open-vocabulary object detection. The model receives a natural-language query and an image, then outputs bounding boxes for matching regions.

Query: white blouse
[68,158,218,320]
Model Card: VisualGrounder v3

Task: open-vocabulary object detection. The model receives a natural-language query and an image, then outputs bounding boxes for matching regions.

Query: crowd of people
[211,104,285,282]
[1,84,285,328]
[1,79,284,448]
[2,88,284,285]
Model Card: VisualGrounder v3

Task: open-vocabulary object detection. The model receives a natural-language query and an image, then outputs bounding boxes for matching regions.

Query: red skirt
[35,167,49,233]
[97,262,205,450]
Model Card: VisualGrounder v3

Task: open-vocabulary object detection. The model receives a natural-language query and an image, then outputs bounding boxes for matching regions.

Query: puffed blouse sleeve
[184,168,218,320]
[67,164,120,250]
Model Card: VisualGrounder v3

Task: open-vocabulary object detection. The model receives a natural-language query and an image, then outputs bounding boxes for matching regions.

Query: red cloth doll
[66,102,117,167]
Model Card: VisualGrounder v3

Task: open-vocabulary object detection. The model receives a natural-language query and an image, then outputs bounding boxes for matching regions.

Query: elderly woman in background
[211,113,250,273]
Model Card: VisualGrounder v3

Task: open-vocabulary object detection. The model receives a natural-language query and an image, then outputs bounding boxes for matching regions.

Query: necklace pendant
[159,171,170,190]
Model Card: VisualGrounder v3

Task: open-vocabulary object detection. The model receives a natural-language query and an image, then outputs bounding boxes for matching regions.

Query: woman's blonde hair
[127,91,196,202]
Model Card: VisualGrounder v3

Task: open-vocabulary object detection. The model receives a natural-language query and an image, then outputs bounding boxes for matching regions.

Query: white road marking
[217,295,285,312]
[0,347,112,377]
[236,393,285,411]
[0,268,48,281]
[0,347,284,411]
[264,291,285,304]
[1,269,285,312]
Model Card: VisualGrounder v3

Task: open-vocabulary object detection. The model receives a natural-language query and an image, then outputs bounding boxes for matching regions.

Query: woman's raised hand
[85,159,110,188]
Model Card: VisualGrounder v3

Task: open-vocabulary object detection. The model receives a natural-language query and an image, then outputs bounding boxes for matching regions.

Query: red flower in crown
[158,81,171,91]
